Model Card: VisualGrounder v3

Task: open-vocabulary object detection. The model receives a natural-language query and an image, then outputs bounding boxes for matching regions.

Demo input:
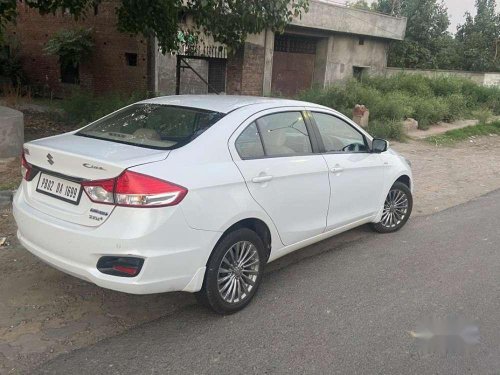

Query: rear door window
[235,111,314,159]
[78,104,224,149]
[257,112,313,157]
[235,122,265,159]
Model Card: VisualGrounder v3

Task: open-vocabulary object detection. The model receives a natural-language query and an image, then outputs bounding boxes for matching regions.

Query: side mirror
[372,138,388,153]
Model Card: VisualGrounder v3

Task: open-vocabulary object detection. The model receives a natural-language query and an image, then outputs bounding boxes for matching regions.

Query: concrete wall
[317,34,389,84]
[156,53,210,95]
[0,107,24,158]
[226,29,391,96]
[292,0,407,41]
[484,73,500,87]
[154,3,405,97]
[385,68,500,87]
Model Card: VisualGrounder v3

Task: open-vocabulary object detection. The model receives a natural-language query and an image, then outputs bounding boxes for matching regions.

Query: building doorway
[271,34,317,97]
[175,45,227,95]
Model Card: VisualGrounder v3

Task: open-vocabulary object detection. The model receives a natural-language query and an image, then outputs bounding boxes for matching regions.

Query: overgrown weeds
[298,74,500,140]
[59,90,150,124]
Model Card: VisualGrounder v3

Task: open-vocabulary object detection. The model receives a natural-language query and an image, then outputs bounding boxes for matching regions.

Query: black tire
[370,181,413,233]
[195,228,266,314]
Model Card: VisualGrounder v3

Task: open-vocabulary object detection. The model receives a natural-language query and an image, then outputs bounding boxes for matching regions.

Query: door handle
[252,175,273,183]
[330,166,344,174]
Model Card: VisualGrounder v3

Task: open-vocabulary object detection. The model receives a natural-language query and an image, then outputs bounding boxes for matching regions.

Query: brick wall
[226,42,265,96]
[226,48,244,95]
[7,1,148,97]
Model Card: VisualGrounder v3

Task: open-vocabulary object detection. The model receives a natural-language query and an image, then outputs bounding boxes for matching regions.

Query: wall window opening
[125,53,138,66]
[61,63,79,84]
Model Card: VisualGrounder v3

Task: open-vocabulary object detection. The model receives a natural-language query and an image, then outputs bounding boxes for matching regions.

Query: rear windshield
[77,104,225,149]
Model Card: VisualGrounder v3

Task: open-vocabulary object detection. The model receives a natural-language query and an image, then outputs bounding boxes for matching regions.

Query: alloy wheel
[381,188,409,229]
[217,241,260,304]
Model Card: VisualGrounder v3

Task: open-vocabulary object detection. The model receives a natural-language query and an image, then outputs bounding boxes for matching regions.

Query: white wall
[385,68,500,87]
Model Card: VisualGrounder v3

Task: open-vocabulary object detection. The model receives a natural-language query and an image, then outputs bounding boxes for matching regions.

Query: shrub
[460,80,500,114]
[392,74,434,98]
[298,80,383,118]
[442,93,467,122]
[471,108,493,125]
[370,91,413,121]
[411,97,433,129]
[298,74,500,139]
[484,90,500,115]
[428,76,463,97]
[60,90,149,124]
[367,119,405,142]
[0,38,26,86]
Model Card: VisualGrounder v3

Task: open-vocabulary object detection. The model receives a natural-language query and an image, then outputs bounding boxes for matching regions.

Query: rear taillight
[21,151,33,181]
[81,171,187,207]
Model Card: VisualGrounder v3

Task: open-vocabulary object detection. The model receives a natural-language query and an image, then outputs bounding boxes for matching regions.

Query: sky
[446,0,477,32]
[342,0,482,33]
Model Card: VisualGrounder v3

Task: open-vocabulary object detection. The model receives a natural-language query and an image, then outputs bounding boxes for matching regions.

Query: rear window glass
[77,104,224,149]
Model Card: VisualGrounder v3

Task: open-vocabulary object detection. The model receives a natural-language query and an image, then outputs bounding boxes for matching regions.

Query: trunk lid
[22,132,169,227]
[25,132,168,179]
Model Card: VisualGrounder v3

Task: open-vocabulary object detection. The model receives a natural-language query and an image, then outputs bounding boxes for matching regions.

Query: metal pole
[175,55,181,95]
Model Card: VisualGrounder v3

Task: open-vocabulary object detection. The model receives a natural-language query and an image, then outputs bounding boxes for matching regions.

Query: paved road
[37,190,500,374]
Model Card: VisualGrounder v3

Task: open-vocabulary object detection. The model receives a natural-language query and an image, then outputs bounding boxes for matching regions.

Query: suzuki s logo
[47,153,54,165]
[83,163,105,171]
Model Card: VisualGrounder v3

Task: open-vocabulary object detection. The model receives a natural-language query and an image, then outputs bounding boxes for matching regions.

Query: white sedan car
[14,95,413,314]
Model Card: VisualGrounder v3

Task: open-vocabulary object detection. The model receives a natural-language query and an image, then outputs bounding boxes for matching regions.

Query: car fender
[374,155,413,223]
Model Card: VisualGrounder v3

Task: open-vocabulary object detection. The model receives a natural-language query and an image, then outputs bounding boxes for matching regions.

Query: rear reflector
[82,170,187,207]
[21,151,34,181]
[96,256,144,278]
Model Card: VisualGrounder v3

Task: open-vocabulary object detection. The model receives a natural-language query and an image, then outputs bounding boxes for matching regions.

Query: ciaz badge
[83,163,105,171]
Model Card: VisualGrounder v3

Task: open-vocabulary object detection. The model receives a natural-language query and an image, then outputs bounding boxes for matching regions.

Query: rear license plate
[36,173,83,205]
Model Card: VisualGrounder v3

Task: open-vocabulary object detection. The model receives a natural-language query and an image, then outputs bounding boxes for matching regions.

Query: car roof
[139,95,327,114]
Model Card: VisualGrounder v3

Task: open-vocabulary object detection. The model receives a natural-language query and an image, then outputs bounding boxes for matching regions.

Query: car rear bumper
[13,188,220,294]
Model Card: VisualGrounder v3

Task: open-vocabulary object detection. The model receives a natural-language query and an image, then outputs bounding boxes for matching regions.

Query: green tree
[371,0,401,16]
[372,0,451,69]
[346,0,371,11]
[456,0,500,71]
[0,0,309,53]
[0,0,16,43]
[44,28,94,69]
[433,34,464,70]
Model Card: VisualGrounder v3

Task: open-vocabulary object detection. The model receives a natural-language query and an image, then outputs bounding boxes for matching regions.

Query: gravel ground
[1,135,500,374]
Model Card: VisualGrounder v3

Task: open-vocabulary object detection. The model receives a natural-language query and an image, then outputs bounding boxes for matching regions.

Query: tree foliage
[346,0,371,11]
[0,36,25,84]
[372,0,500,71]
[0,0,16,42]
[456,0,500,71]
[0,0,308,54]
[44,28,94,68]
[371,0,450,69]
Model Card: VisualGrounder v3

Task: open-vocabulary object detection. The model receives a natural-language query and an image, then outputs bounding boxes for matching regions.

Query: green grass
[426,121,500,145]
